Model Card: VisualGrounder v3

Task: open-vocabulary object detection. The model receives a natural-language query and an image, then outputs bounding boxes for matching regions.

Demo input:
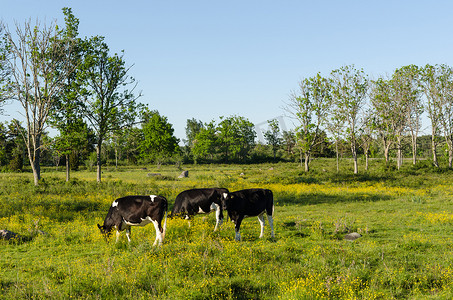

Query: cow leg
[125,226,132,242]
[234,218,243,241]
[267,214,275,238]
[214,205,223,231]
[258,212,266,238]
[152,220,162,246]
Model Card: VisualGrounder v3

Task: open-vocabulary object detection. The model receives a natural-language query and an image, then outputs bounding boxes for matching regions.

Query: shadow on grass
[277,192,392,206]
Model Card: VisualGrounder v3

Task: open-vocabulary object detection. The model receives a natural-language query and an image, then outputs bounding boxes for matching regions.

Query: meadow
[1,159,453,299]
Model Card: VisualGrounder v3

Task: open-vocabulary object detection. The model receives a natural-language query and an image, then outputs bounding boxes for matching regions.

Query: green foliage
[192,120,218,162]
[139,110,180,163]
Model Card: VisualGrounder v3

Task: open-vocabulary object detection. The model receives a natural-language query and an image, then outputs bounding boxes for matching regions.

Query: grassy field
[1,160,453,299]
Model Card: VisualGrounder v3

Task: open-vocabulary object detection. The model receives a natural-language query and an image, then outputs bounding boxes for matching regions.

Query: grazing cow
[170,188,229,231]
[222,188,274,241]
[98,195,167,246]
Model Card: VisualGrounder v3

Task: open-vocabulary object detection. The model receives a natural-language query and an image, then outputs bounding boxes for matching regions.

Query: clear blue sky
[2,1,453,142]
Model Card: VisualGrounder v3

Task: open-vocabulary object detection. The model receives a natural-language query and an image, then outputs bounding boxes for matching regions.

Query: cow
[222,188,274,241]
[170,188,229,231]
[97,195,167,246]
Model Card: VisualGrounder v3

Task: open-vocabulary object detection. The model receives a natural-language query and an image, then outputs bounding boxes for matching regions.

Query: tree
[370,77,394,164]
[331,65,368,174]
[285,73,331,172]
[217,116,256,162]
[79,35,142,182]
[388,68,414,170]
[263,119,281,160]
[281,130,296,160]
[2,17,77,185]
[358,110,374,171]
[185,118,204,147]
[420,64,443,168]
[0,23,12,112]
[436,64,453,168]
[139,109,180,164]
[49,7,87,181]
[326,101,345,172]
[395,65,423,166]
[192,120,218,162]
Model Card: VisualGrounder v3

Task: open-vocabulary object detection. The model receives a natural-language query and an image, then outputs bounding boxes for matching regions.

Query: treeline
[1,9,452,186]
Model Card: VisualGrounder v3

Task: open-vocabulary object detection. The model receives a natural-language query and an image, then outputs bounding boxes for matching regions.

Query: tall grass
[1,160,453,299]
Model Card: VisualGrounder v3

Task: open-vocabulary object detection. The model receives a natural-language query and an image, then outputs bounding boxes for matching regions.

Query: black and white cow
[222,188,274,241]
[170,188,229,231]
[98,195,167,246]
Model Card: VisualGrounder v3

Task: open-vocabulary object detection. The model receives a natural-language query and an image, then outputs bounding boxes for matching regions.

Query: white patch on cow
[213,203,223,231]
[112,200,118,207]
[223,192,228,199]
[123,216,155,227]
[210,202,218,211]
[150,195,156,202]
[197,207,206,214]
[258,213,266,238]
[151,219,163,246]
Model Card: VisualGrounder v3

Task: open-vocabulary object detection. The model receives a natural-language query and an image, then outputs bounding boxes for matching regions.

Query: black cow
[98,195,167,246]
[222,188,274,241]
[170,188,229,231]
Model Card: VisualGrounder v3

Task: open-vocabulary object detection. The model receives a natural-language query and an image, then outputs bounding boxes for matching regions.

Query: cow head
[221,193,233,211]
[97,224,113,238]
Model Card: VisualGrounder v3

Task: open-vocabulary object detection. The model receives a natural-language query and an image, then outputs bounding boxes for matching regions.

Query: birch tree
[436,64,453,168]
[370,77,394,164]
[331,65,368,174]
[285,73,331,172]
[420,64,443,167]
[2,18,76,185]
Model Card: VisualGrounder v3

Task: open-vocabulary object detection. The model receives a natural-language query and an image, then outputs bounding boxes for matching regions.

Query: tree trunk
[412,135,417,165]
[384,144,391,164]
[351,140,358,174]
[31,151,41,186]
[447,138,453,168]
[96,138,103,183]
[66,154,70,182]
[304,152,310,172]
[397,137,403,170]
[448,147,453,169]
[115,147,118,169]
[29,135,41,186]
[299,149,303,168]
[364,149,369,171]
[336,141,339,173]
[432,135,439,168]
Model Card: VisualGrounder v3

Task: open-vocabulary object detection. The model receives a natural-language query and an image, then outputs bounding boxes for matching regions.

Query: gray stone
[344,232,362,241]
[147,173,162,177]
[178,170,189,178]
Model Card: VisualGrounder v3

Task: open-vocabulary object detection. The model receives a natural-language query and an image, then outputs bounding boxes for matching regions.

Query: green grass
[1,160,453,299]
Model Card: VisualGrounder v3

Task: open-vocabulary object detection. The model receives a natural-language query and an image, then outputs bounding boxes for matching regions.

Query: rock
[178,170,189,178]
[0,229,19,240]
[240,172,245,176]
[269,167,274,170]
[344,232,362,241]
[147,173,161,177]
